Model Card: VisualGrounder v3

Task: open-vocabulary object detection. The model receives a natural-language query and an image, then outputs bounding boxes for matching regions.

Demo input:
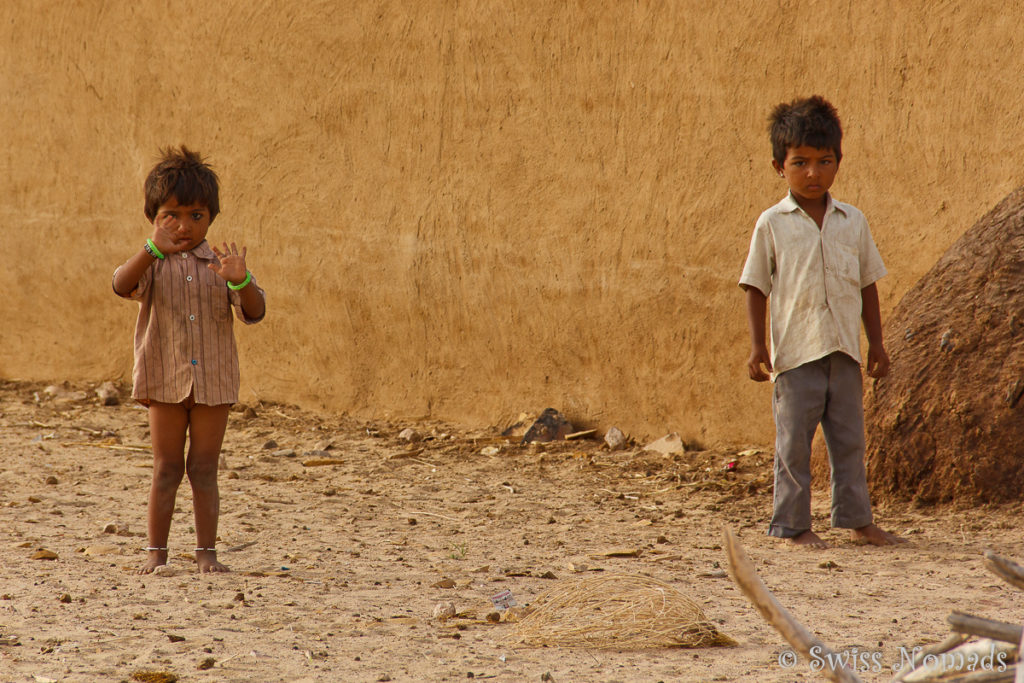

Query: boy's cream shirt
[739,193,886,378]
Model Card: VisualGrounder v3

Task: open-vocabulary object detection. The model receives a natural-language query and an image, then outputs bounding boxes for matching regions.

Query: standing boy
[739,96,902,548]
[113,146,266,572]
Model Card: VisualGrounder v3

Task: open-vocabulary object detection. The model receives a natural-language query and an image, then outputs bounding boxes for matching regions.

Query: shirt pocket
[834,243,860,287]
[203,284,233,322]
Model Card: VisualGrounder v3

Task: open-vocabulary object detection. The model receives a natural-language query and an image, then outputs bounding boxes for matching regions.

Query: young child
[113,146,266,573]
[739,96,903,549]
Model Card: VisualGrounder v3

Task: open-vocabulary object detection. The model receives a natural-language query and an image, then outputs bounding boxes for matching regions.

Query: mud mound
[865,187,1024,505]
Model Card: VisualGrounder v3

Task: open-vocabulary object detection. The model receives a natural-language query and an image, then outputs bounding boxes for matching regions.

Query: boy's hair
[769,95,843,165]
[144,146,220,222]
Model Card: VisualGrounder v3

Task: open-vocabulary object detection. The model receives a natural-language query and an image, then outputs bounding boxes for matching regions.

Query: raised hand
[209,242,249,285]
[150,213,190,255]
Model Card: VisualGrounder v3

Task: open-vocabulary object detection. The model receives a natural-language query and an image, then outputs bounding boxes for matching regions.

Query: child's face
[772,145,840,205]
[152,196,212,251]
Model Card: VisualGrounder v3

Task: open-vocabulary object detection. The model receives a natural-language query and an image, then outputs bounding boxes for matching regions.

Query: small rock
[45,475,58,485]
[197,657,216,670]
[151,565,181,577]
[398,428,422,443]
[32,549,58,561]
[480,446,501,456]
[102,522,130,535]
[167,634,186,643]
[83,544,121,556]
[262,439,278,450]
[314,439,334,451]
[432,601,457,621]
[485,611,501,623]
[643,433,685,455]
[96,381,120,406]
[58,593,72,603]
[242,406,258,420]
[431,578,456,589]
[272,449,296,458]
[604,426,627,451]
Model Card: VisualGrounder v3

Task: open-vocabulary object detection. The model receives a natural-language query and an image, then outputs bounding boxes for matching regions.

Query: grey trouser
[768,352,873,538]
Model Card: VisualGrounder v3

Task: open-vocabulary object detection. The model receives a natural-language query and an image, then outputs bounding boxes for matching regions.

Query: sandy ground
[2,379,1023,683]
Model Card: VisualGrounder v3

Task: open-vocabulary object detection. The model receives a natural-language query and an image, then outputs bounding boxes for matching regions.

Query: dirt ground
[2,380,1024,683]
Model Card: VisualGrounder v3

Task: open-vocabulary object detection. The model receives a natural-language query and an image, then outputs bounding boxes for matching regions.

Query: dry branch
[983,551,1024,592]
[722,529,862,683]
[948,611,1023,645]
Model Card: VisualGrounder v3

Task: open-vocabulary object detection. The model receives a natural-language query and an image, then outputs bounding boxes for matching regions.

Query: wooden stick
[723,529,862,683]
[947,611,1022,645]
[984,550,1024,592]
[929,666,1016,682]
[61,441,151,452]
[892,633,969,681]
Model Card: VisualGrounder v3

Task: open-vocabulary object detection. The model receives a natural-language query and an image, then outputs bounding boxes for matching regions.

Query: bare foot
[786,530,829,549]
[851,524,905,546]
[138,548,169,575]
[196,549,230,573]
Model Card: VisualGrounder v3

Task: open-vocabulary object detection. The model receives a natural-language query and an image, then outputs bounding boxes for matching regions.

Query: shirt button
[191,359,198,366]
[182,253,189,259]
[189,315,196,321]
[186,276,193,282]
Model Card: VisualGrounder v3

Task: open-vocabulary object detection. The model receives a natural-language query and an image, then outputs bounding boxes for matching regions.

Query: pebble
[604,426,627,451]
[32,549,58,560]
[263,439,278,450]
[398,428,423,443]
[272,449,296,458]
[432,602,457,621]
[83,545,120,556]
[152,565,181,577]
[102,522,130,535]
[95,381,120,406]
[643,433,685,455]
[45,475,58,485]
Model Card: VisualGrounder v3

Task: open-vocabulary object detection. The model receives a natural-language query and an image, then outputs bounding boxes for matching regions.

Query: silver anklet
[195,547,217,552]
[143,546,168,552]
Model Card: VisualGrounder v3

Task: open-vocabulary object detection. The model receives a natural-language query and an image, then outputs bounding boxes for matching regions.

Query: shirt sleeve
[739,216,775,297]
[112,264,153,300]
[229,276,267,325]
[858,219,887,287]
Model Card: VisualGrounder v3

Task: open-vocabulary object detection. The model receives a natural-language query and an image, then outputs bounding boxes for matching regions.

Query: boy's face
[152,196,212,251]
[772,145,840,206]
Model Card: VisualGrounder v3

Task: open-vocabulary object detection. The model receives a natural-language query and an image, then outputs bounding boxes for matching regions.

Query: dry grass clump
[509,573,736,649]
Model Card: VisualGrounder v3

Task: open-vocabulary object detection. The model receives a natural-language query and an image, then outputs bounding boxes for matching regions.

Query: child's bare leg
[852,523,905,546]
[788,530,829,549]
[141,402,189,574]
[186,403,231,573]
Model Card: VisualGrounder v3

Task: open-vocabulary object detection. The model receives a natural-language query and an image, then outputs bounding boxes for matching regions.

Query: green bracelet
[145,238,165,259]
[227,271,252,290]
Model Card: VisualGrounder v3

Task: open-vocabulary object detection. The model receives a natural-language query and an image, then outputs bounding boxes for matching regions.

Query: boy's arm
[861,282,889,378]
[112,247,157,297]
[210,242,266,321]
[743,285,772,381]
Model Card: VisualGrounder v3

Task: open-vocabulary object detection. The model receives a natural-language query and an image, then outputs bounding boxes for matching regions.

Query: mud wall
[2,1,1023,445]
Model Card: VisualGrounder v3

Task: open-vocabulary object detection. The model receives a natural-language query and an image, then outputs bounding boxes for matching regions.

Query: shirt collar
[779,192,848,218]
[189,240,216,261]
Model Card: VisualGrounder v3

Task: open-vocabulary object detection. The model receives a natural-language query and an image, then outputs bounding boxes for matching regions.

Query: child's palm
[210,243,248,284]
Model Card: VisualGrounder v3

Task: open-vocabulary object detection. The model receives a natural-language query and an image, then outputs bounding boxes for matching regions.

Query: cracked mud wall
[2,1,1023,444]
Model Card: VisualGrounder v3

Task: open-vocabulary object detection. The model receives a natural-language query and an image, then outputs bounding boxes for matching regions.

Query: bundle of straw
[509,573,736,649]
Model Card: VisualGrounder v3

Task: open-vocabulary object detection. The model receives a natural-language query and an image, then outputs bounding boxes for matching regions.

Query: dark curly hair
[769,96,842,166]
[143,146,220,222]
